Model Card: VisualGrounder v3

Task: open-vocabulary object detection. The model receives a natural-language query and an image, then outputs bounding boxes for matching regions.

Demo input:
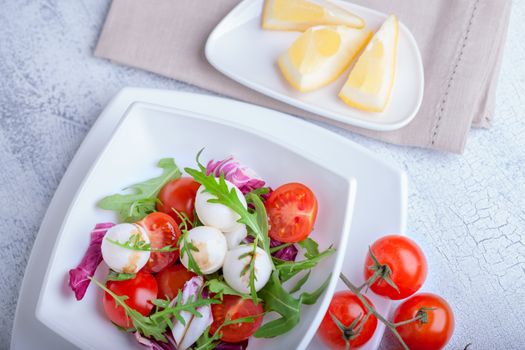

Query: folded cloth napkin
[95,0,511,153]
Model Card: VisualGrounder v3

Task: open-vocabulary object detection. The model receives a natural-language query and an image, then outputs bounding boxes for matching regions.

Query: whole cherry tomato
[102,272,157,329]
[392,293,455,350]
[157,177,200,225]
[155,263,196,300]
[364,235,427,300]
[318,291,378,349]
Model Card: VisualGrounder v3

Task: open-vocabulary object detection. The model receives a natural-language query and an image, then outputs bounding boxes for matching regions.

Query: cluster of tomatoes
[318,235,455,350]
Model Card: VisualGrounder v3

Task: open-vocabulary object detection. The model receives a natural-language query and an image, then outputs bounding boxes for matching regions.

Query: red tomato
[139,212,181,273]
[364,235,427,300]
[210,295,264,343]
[318,291,378,349]
[102,272,157,329]
[157,177,200,225]
[155,263,196,300]
[265,183,318,243]
[393,293,455,350]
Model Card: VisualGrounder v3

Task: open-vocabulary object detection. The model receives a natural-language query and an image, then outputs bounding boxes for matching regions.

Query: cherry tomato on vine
[210,295,264,343]
[392,293,454,350]
[155,263,196,300]
[157,177,200,225]
[364,235,427,300]
[265,183,318,243]
[102,272,157,329]
[138,212,181,273]
[318,291,378,349]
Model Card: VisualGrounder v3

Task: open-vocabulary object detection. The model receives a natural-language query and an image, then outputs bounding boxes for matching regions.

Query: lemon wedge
[278,25,372,92]
[339,14,399,112]
[262,0,365,31]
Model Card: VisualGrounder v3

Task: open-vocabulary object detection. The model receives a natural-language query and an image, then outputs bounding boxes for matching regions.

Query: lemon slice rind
[339,14,399,112]
[262,0,365,31]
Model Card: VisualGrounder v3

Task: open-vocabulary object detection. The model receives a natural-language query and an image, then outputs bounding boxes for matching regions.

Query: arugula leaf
[239,242,259,302]
[288,270,311,294]
[106,271,136,282]
[246,192,271,251]
[192,208,203,227]
[106,233,176,253]
[270,242,293,254]
[173,209,203,275]
[185,154,273,302]
[194,325,215,350]
[149,292,218,326]
[298,238,320,259]
[254,271,331,338]
[178,229,203,275]
[89,277,216,342]
[90,277,166,340]
[298,276,331,305]
[246,187,270,200]
[194,316,255,350]
[274,246,335,282]
[184,158,271,259]
[206,279,254,300]
[98,158,181,222]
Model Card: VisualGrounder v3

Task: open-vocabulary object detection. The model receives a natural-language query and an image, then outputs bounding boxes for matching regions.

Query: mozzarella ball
[223,224,248,250]
[101,223,150,273]
[223,244,272,293]
[180,226,227,274]
[195,180,247,232]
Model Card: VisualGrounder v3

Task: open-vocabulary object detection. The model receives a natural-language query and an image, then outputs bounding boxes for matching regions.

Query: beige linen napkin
[95,0,511,153]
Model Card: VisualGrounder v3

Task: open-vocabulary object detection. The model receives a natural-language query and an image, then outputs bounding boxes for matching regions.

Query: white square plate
[206,0,424,131]
[36,102,357,350]
[11,88,406,350]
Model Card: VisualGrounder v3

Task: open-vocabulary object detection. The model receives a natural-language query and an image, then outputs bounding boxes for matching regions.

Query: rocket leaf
[98,158,181,222]
[254,271,331,338]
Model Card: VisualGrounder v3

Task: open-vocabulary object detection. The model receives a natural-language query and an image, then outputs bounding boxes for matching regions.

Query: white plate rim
[205,0,425,131]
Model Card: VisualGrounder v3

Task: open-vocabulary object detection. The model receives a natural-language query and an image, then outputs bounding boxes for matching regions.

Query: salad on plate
[68,151,335,350]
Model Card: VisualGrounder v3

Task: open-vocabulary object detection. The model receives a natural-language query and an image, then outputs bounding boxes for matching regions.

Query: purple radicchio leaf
[270,238,299,261]
[245,236,298,262]
[172,276,213,350]
[68,223,115,300]
[270,238,298,261]
[206,156,265,194]
[215,339,249,350]
[134,331,177,350]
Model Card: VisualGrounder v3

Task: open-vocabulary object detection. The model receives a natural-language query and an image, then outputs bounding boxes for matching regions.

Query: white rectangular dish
[11,88,406,350]
[36,102,357,350]
[206,0,424,131]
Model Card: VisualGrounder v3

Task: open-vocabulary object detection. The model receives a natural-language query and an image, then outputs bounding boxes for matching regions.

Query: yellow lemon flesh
[339,14,399,112]
[262,0,364,31]
[278,25,372,92]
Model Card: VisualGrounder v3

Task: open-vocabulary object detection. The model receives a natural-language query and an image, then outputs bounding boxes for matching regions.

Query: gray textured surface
[0,0,524,349]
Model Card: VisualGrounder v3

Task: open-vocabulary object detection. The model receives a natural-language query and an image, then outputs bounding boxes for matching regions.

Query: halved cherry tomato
[102,272,157,329]
[210,295,264,343]
[392,293,454,350]
[265,183,318,243]
[139,212,181,273]
[155,263,196,300]
[157,177,200,225]
[364,235,427,300]
[318,291,378,349]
